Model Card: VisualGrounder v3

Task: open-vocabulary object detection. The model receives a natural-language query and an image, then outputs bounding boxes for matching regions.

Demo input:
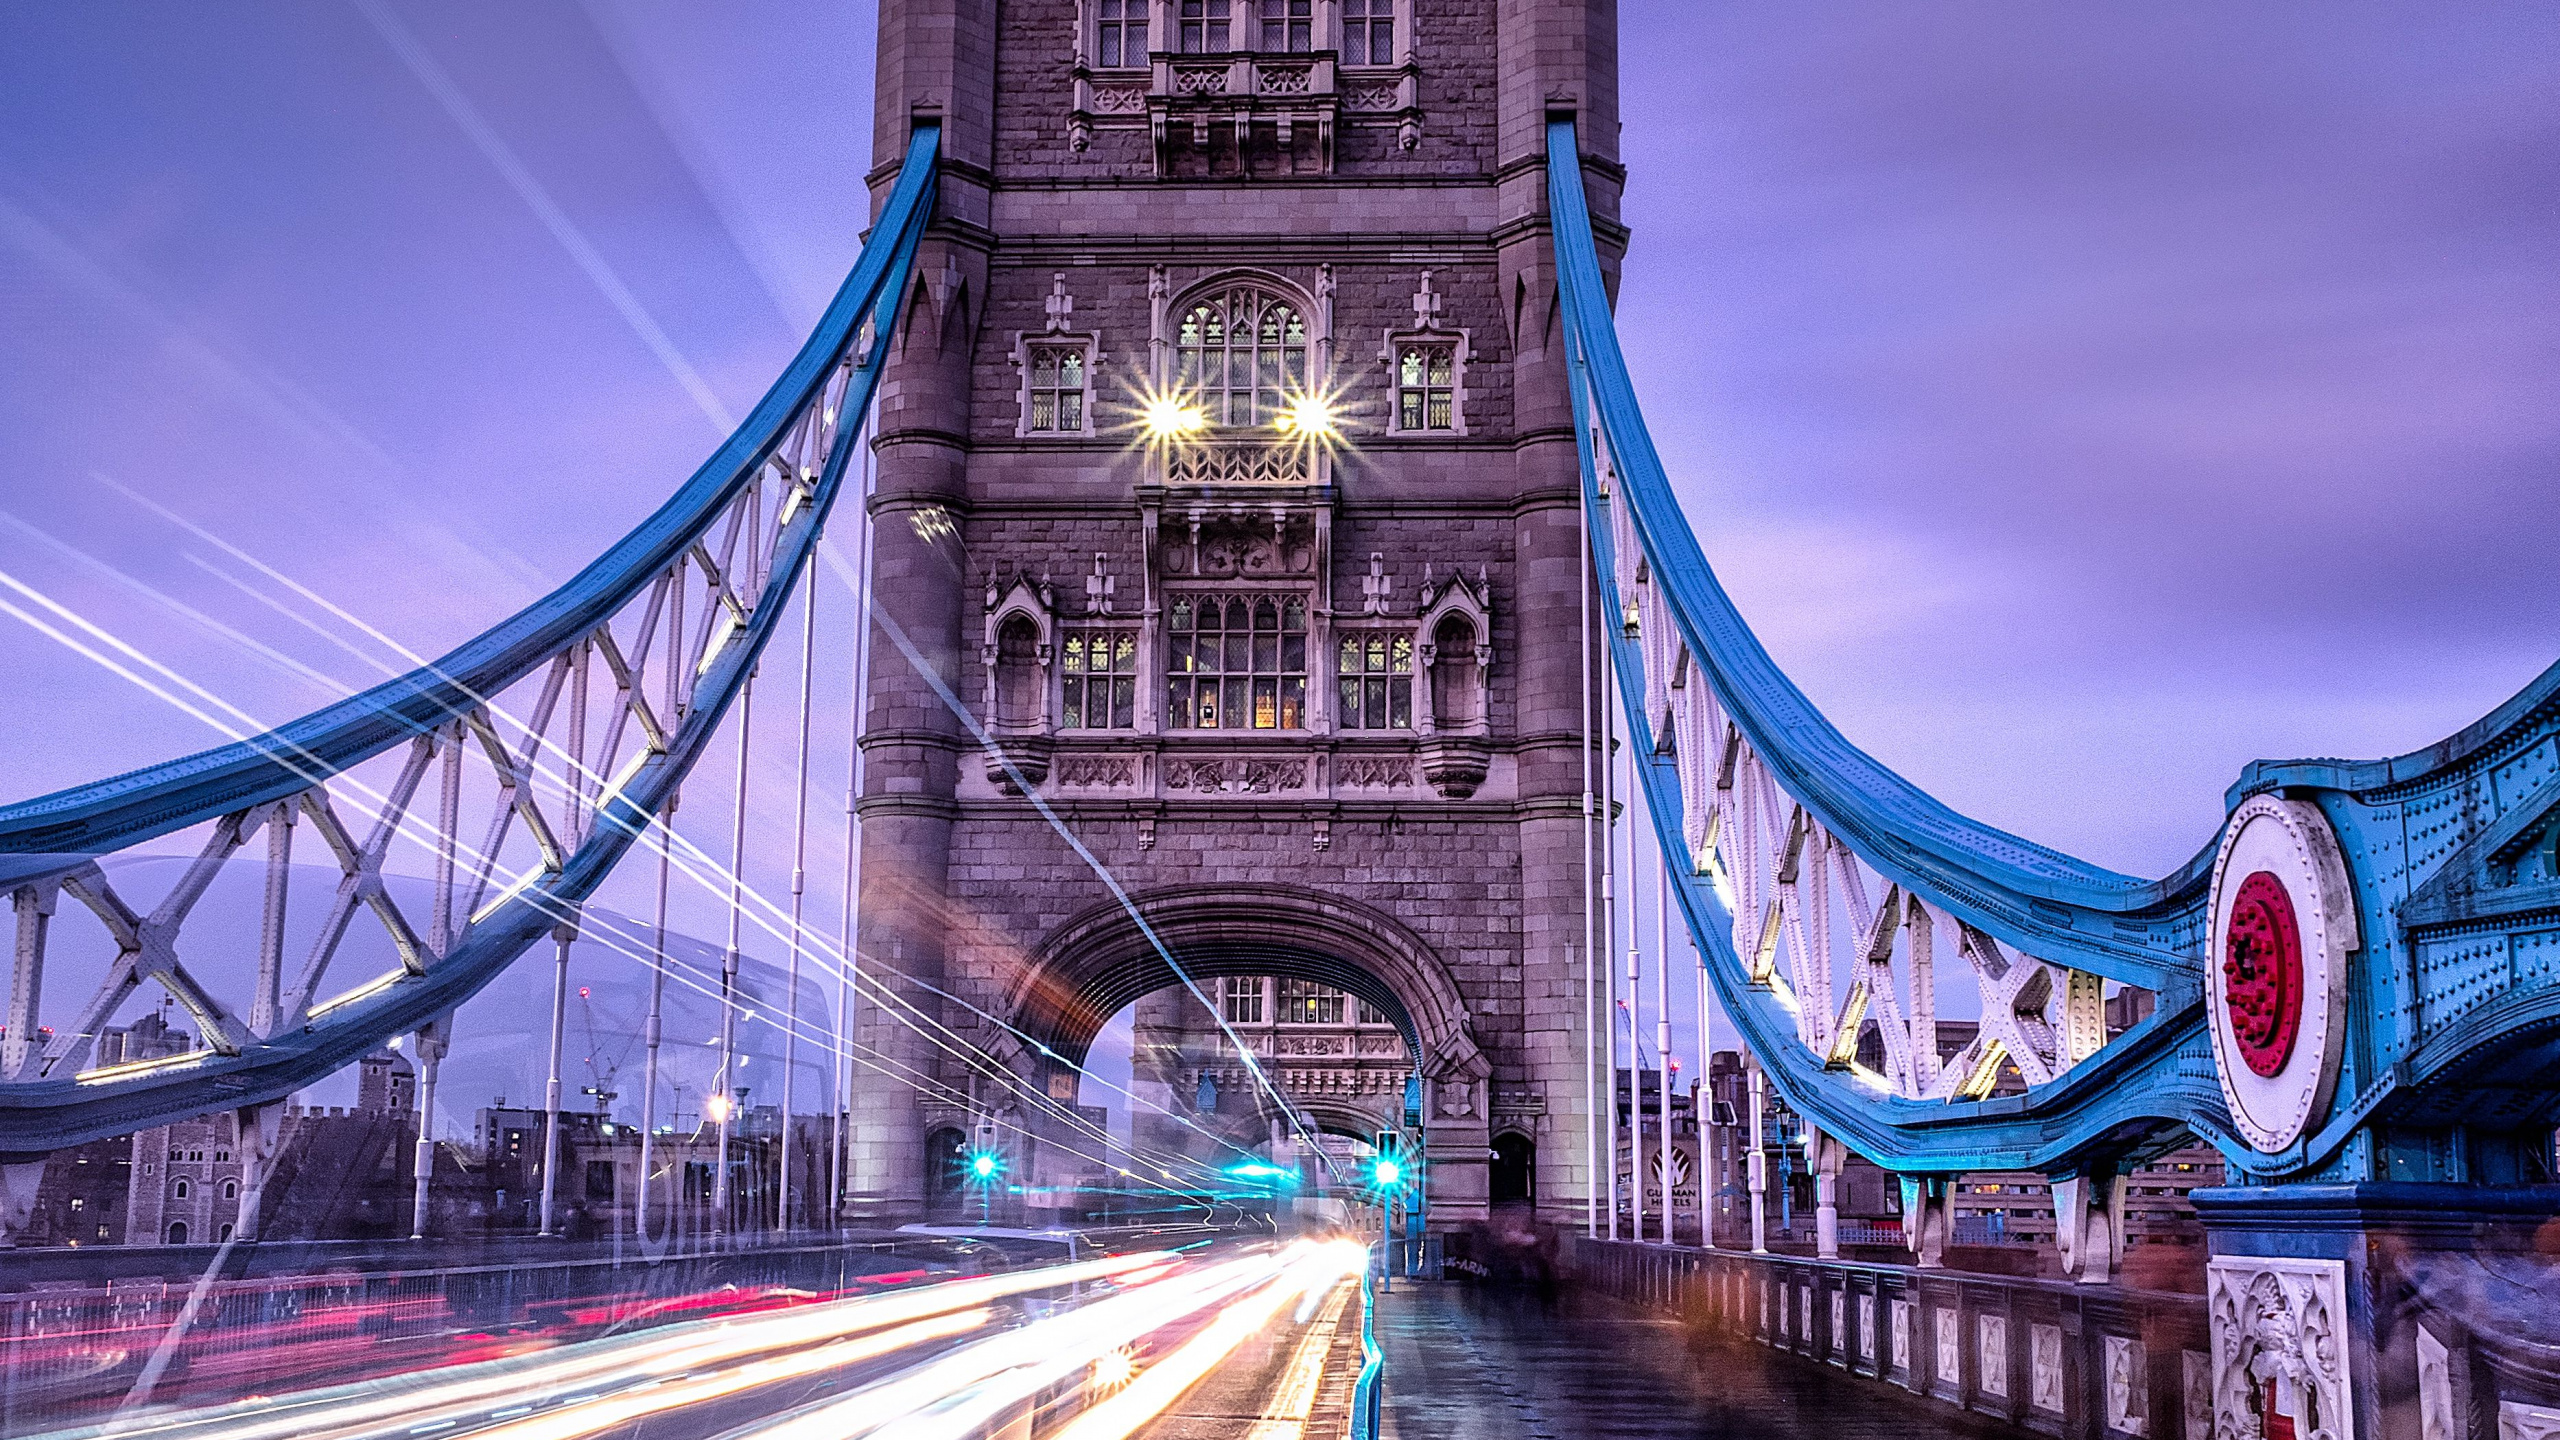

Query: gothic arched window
[1176,285,1308,427]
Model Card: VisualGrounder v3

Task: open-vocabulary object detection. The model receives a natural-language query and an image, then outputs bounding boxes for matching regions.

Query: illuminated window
[1096,0,1149,66]
[1167,594,1307,729]
[1259,0,1311,51]
[1396,344,1456,431]
[1062,630,1138,729]
[1178,0,1230,52]
[1336,630,1413,729]
[1025,344,1088,433]
[1277,979,1346,1025]
[1176,286,1307,427]
[1221,977,1266,1024]
[1342,0,1395,65]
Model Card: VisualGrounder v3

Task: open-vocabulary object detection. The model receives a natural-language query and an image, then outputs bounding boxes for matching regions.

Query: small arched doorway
[1489,1131,1534,1205]
[165,1221,188,1245]
[924,1126,967,1201]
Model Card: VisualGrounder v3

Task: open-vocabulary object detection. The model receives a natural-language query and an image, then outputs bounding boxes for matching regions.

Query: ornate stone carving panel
[1937,1307,1964,1388]
[1334,754,1416,790]
[2208,1255,2353,1440]
[2105,1334,2151,1436]
[1054,754,1140,789]
[1162,756,1307,795]
[1979,1313,2011,1400]
[2031,1321,2066,1414]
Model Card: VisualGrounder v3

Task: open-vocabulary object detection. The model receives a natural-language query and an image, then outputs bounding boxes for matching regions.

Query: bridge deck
[1371,1281,1980,1440]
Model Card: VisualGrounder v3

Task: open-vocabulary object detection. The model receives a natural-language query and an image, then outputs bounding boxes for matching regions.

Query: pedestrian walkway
[1372,1280,1986,1439]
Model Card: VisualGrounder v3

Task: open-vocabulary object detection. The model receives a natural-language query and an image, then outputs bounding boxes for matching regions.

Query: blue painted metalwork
[0,126,942,1156]
[1351,1256,1385,1439]
[1547,116,2560,1183]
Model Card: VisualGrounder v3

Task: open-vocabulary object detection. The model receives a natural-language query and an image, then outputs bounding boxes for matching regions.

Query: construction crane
[574,985,629,1121]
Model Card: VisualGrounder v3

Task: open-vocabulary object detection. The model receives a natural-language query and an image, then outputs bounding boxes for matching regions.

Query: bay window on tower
[1336,630,1414,729]
[1397,343,1455,431]
[1178,0,1230,53]
[1061,630,1137,730]
[1342,0,1395,65]
[1167,593,1308,730]
[1025,344,1087,433]
[1095,0,1148,66]
[1259,0,1312,52]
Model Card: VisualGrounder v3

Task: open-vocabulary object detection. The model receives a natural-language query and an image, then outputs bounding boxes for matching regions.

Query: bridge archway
[1003,883,1494,1224]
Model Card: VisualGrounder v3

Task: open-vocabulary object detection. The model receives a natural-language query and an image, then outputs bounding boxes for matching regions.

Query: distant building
[125,1111,244,1247]
[356,1049,416,1116]
[1129,978,1417,1200]
[18,1137,132,1247]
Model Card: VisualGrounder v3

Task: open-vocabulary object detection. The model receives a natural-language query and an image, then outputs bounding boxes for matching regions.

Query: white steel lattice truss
[7,359,865,1092]
[1592,419,2129,1105]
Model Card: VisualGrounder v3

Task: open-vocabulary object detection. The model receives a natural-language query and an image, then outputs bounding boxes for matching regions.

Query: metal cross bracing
[1546,116,2560,1219]
[0,127,940,1157]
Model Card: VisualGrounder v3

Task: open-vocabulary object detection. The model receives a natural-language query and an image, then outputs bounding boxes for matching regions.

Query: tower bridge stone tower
[853,0,1622,1230]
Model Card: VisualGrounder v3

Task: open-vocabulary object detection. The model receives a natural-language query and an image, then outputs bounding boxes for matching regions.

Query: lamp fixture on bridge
[1138,389,1209,441]
[1275,390,1341,440]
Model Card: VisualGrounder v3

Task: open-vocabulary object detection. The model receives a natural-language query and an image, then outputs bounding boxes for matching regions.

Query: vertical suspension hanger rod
[781,555,819,1235]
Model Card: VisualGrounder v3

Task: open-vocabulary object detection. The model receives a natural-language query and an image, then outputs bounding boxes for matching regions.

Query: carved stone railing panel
[1163,440,1313,488]
[1161,755,1308,796]
[1568,1239,2212,1440]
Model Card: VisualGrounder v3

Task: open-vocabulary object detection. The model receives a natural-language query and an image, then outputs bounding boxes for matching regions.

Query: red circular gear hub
[2223,870,2304,1078]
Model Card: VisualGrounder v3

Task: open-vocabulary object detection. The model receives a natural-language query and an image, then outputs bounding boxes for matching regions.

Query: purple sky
[0,4,2553,1110]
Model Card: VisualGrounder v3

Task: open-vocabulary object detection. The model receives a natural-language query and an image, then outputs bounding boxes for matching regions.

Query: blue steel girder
[1546,116,2560,1183]
[2241,661,2560,1177]
[0,127,941,1159]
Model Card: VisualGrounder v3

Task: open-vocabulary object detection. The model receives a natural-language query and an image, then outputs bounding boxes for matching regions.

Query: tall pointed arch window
[1176,285,1308,427]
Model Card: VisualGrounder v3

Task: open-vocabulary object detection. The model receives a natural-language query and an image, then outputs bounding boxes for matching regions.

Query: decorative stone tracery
[2208,1255,2354,1440]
